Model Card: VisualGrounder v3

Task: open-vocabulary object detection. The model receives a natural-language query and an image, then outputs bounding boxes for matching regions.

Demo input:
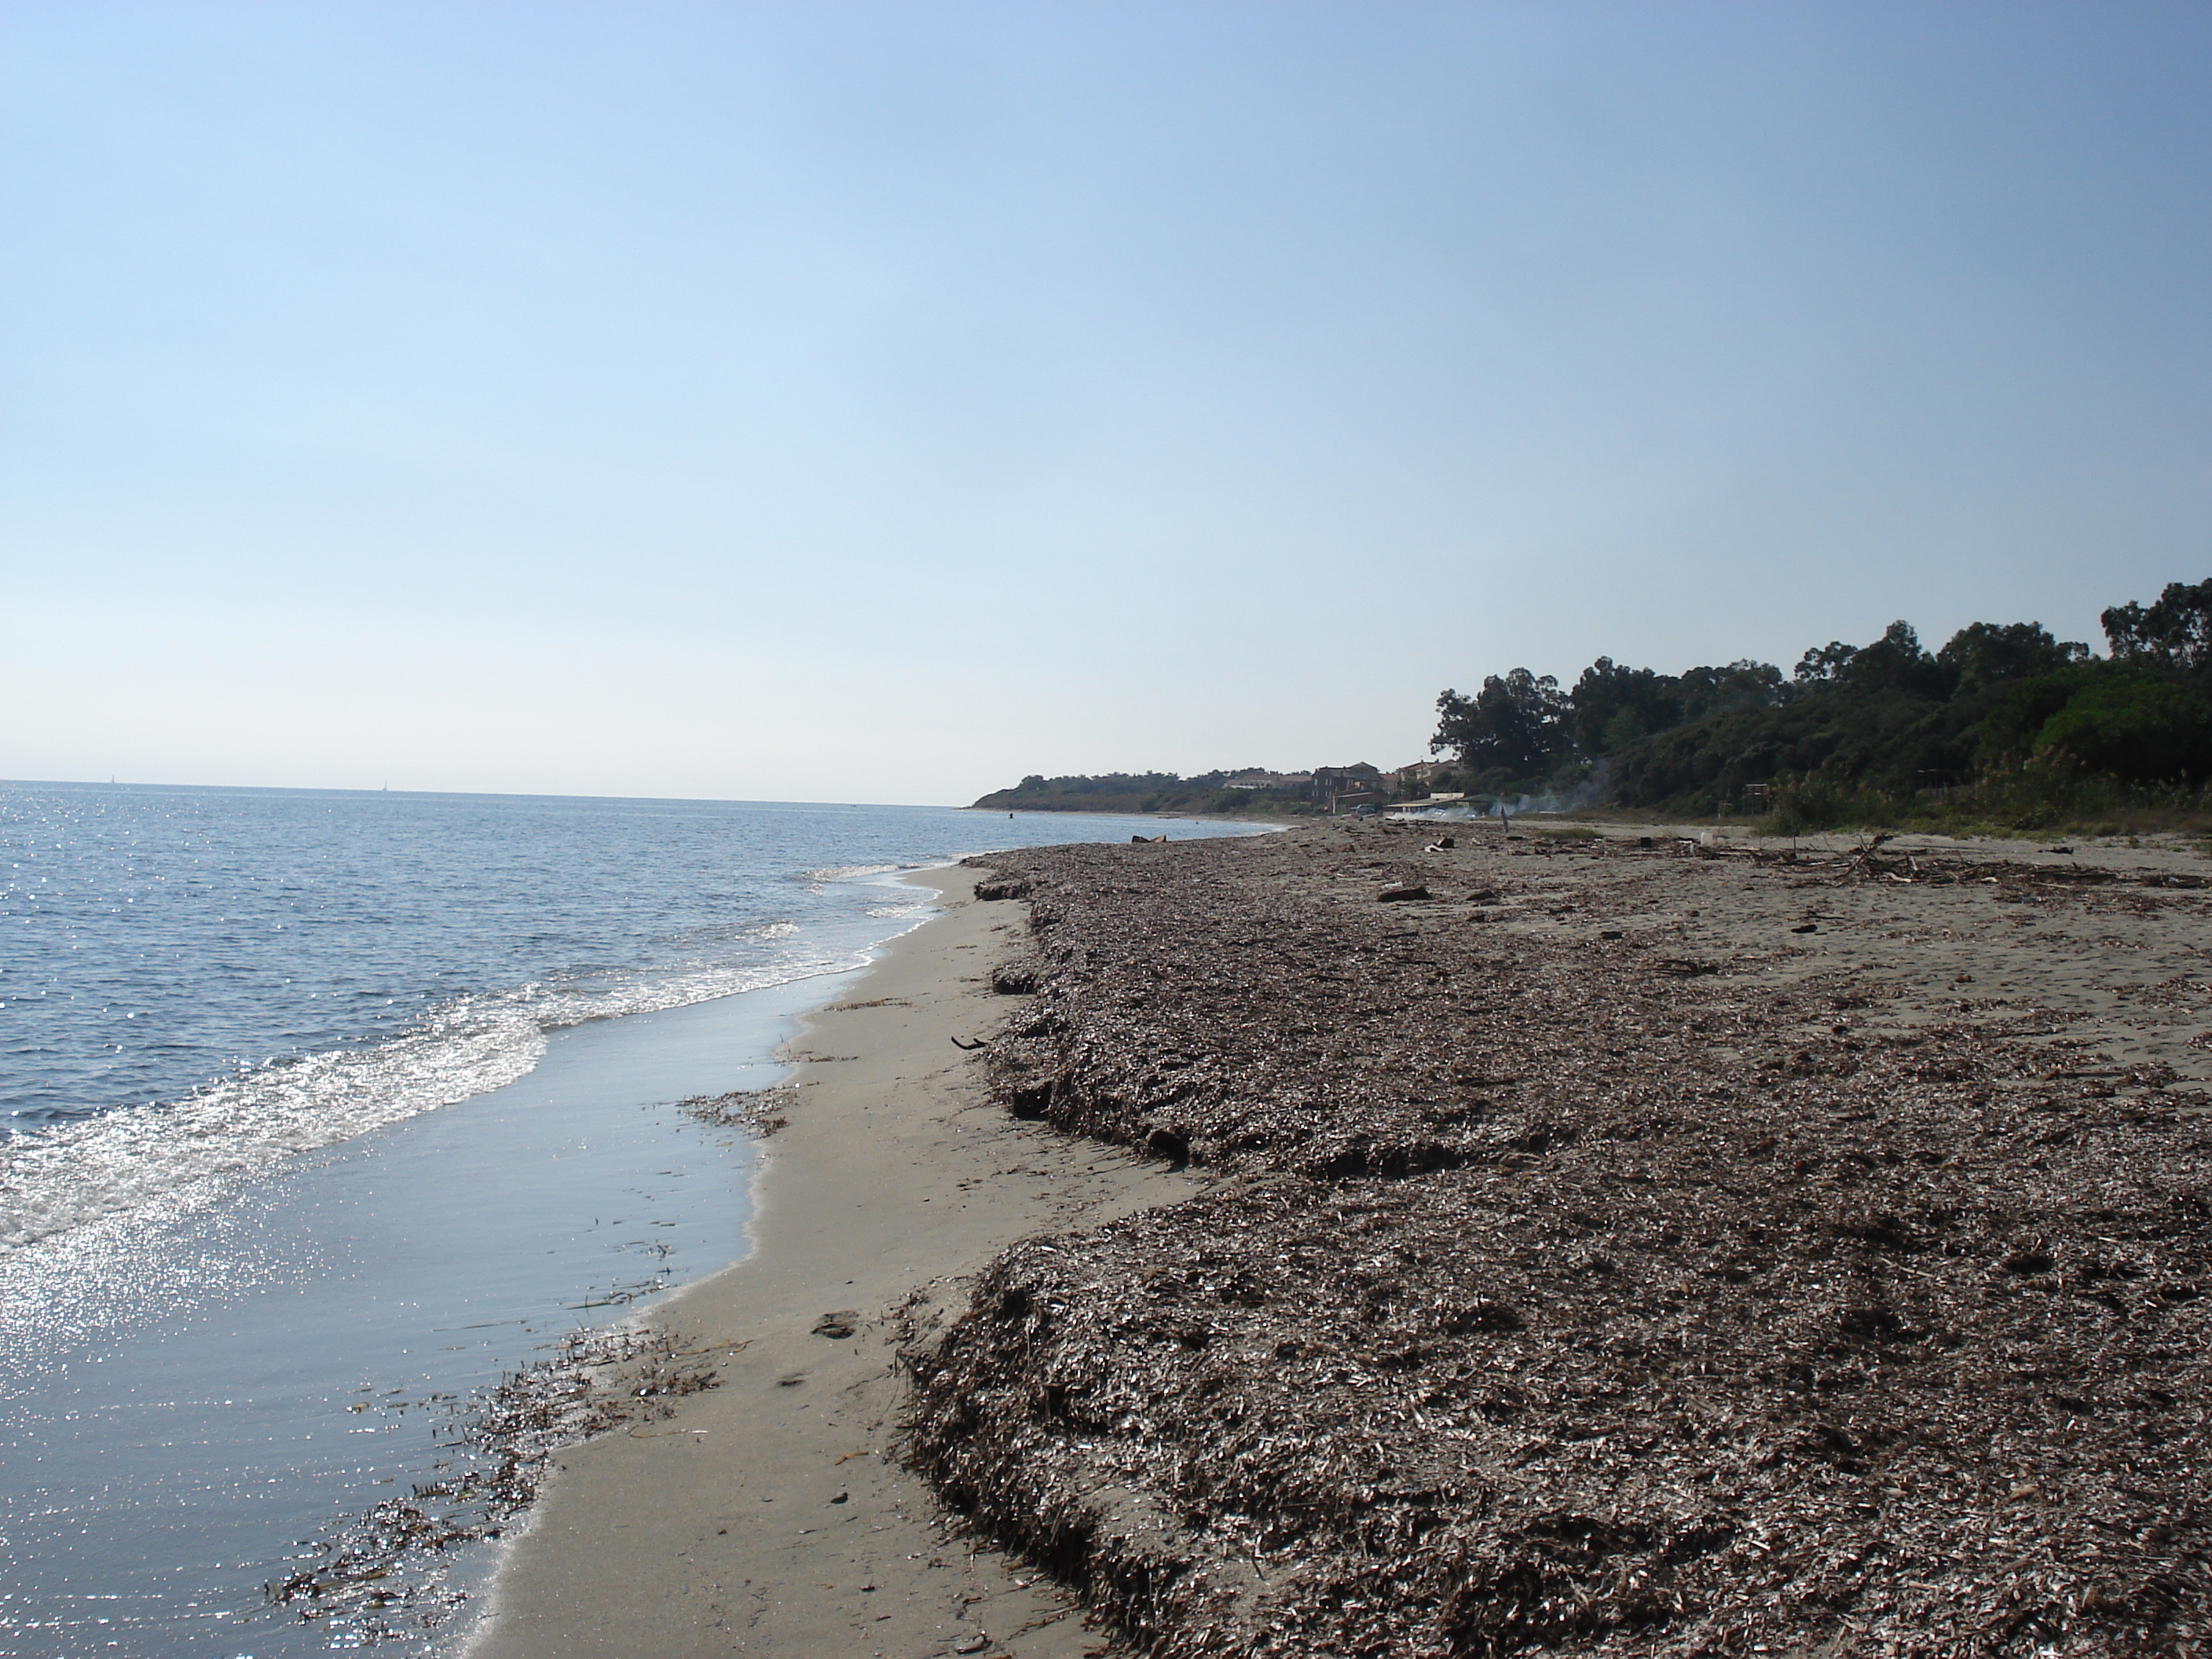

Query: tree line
[1430,580,2212,821]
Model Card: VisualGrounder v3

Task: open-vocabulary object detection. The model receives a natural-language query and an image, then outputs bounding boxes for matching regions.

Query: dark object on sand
[989,961,1041,995]
[1144,1125,1191,1165]
[973,877,1031,901]
[1377,883,1429,902]
[1792,922,1819,934]
[950,1035,986,1050]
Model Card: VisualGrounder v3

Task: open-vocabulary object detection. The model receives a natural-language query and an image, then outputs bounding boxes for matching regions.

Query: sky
[5,1,2208,805]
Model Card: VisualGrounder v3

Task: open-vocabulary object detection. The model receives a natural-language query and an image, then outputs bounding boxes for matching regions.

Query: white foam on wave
[0,947,867,1262]
[801,863,907,883]
[0,1006,548,1259]
[864,900,932,920]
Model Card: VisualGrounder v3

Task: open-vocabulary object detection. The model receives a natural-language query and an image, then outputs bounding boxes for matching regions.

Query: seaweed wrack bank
[907,822,2211,1656]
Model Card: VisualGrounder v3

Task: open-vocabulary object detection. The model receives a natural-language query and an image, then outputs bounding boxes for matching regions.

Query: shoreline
[462,823,2212,1655]
[461,865,1192,1658]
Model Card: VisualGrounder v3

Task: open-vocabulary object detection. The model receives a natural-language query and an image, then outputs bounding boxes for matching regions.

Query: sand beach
[473,822,2211,1657]
[463,866,1192,1658]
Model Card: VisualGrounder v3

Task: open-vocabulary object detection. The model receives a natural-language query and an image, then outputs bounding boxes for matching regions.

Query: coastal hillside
[914,826,2210,1656]
[971,770,1320,816]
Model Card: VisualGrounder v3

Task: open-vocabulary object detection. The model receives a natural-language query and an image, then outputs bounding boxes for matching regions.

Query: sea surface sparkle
[0,782,1270,1656]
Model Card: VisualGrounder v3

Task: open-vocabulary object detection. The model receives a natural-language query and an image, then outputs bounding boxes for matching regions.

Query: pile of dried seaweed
[904,828,2210,1657]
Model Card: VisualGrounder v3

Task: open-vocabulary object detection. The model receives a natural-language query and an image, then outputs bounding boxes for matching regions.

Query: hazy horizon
[7,2,2207,805]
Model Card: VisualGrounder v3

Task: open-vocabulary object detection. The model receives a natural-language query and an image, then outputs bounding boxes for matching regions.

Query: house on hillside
[1311,763,1384,813]
[1392,760,1455,793]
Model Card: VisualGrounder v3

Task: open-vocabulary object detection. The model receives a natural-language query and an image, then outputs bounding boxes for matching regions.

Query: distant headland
[969,765,1430,817]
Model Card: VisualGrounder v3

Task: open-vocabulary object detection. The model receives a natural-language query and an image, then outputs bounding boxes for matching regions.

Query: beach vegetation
[1430,580,2212,834]
[1430,667,1569,775]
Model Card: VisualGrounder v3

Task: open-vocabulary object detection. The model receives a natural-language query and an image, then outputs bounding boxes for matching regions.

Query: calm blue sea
[0,782,1269,1657]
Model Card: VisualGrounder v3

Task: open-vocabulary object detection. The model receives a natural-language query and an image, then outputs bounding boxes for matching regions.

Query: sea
[0,782,1272,1658]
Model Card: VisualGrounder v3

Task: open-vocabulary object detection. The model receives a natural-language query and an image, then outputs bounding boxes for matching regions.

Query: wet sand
[463,866,1190,1659]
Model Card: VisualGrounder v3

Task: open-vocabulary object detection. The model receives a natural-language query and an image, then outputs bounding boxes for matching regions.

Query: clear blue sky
[5,2,2207,804]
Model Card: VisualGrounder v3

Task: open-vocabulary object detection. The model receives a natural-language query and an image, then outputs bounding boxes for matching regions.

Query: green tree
[1979,666,2106,766]
[1675,660,1785,721]
[1566,658,1683,759]
[1793,641,1859,683]
[1937,621,2088,691]
[2033,679,2212,781]
[1431,669,1567,774]
[1836,621,1950,699]
[2102,579,2212,673]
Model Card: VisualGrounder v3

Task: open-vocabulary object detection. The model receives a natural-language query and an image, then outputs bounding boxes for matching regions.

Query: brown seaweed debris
[680,1082,798,1135]
[902,826,2211,1657]
[268,1327,723,1643]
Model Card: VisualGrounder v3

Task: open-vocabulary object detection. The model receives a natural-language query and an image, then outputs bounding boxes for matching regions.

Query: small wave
[864,901,932,920]
[0,1009,548,1258]
[0,948,867,1262]
[800,863,906,883]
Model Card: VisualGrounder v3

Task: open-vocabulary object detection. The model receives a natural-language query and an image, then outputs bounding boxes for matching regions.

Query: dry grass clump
[905,830,2211,1656]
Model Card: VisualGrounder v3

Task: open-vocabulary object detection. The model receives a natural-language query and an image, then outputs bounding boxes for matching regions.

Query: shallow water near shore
[0,975,853,1657]
[0,785,1273,1657]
